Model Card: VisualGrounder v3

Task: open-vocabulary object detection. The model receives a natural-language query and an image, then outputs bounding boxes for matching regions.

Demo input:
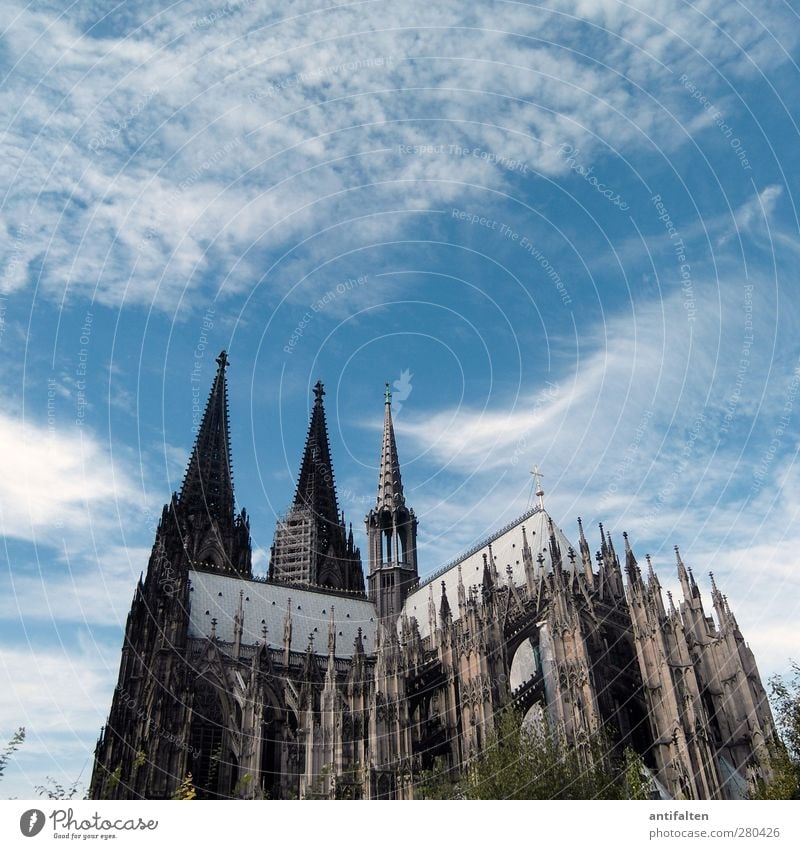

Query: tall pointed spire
[367,383,418,619]
[179,351,234,520]
[294,380,340,529]
[378,383,405,508]
[270,381,364,592]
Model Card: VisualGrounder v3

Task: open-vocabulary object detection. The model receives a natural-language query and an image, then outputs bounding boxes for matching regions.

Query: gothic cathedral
[90,352,778,800]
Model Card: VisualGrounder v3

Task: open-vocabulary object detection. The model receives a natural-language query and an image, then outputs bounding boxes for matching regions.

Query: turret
[367,384,419,620]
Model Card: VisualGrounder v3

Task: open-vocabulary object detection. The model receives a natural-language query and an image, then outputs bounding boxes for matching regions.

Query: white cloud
[0,412,139,546]
[386,280,799,680]
[0,0,795,311]
[733,184,783,232]
[0,546,151,629]
[0,637,118,798]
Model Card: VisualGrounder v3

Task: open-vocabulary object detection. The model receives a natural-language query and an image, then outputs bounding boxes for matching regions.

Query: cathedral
[90,351,778,800]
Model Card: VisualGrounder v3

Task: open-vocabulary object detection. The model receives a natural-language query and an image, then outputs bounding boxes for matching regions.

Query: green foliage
[414,757,462,799]
[459,710,622,800]
[621,746,650,800]
[0,727,25,783]
[35,776,86,800]
[172,773,197,800]
[232,771,255,798]
[754,662,800,800]
[414,711,660,800]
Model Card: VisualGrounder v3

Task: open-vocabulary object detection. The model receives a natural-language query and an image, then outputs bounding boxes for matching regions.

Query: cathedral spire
[179,351,234,521]
[367,384,418,619]
[377,383,405,508]
[270,381,363,592]
[294,380,340,527]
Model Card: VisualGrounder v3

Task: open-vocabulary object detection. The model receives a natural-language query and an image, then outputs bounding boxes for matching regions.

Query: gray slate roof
[401,507,576,639]
[188,571,377,655]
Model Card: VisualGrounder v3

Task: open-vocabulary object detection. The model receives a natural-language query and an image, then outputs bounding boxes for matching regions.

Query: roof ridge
[415,505,543,592]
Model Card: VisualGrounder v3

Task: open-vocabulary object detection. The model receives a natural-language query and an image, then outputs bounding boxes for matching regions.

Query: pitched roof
[188,571,377,655]
[401,506,577,639]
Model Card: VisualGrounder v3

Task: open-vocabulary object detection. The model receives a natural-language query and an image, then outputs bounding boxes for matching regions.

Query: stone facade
[90,353,778,800]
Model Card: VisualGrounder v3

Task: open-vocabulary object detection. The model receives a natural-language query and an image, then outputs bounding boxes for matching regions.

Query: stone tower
[366,384,418,620]
[269,381,363,592]
[90,351,252,799]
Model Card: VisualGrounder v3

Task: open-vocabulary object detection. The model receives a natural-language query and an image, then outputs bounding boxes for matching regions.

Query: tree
[416,710,627,800]
[621,746,650,800]
[35,776,85,800]
[0,728,25,784]
[414,756,463,799]
[755,662,800,800]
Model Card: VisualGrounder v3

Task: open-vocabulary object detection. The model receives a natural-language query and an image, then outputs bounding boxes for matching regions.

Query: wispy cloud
[2,0,796,311]
[0,412,139,546]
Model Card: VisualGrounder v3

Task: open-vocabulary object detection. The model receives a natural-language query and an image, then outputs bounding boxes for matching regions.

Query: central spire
[294,379,339,528]
[377,382,404,508]
[269,380,364,592]
[367,383,418,619]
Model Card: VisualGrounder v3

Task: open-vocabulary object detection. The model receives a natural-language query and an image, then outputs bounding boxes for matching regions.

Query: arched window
[189,677,226,798]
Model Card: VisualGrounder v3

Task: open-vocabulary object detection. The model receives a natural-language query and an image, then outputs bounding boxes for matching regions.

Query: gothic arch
[259,684,285,799]
[318,560,343,590]
[189,675,228,798]
[510,637,540,692]
[197,538,227,571]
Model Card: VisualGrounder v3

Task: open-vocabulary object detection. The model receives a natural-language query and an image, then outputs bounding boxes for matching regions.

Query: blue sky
[1,0,799,798]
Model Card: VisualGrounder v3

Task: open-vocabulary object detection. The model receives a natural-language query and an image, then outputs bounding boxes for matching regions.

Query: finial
[210,617,217,638]
[313,380,325,404]
[531,465,545,509]
[216,350,228,369]
[384,382,392,405]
